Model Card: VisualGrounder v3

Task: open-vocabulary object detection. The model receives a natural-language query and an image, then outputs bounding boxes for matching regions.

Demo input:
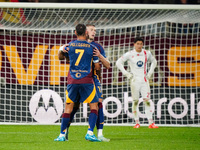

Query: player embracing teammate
[54,24,110,142]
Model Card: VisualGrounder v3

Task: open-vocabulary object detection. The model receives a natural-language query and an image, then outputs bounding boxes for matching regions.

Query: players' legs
[132,100,140,125]
[54,103,74,141]
[87,102,99,134]
[141,81,153,125]
[94,80,110,141]
[130,80,140,126]
[143,99,158,128]
[141,82,158,128]
[85,102,101,142]
[96,98,110,142]
[82,83,101,141]
[65,102,80,140]
[96,98,104,136]
[67,102,80,128]
[143,98,153,125]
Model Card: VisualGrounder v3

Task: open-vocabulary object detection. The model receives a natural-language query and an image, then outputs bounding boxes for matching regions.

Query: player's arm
[146,51,157,79]
[58,44,69,61]
[94,62,100,71]
[116,53,133,79]
[93,47,110,69]
[93,53,101,71]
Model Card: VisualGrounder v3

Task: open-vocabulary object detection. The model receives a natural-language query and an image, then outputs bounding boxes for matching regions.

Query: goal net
[0,3,200,126]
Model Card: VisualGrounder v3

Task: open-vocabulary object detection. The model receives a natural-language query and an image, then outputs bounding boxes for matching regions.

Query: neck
[77,36,86,41]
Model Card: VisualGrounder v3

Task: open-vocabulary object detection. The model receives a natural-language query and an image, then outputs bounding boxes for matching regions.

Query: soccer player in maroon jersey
[54,24,101,142]
[59,24,111,142]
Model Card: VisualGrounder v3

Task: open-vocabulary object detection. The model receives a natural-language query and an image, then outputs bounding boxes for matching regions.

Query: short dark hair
[134,37,144,43]
[75,24,86,36]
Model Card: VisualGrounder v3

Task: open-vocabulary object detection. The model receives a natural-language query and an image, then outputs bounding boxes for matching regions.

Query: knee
[98,102,103,109]
[133,100,139,106]
[144,99,150,106]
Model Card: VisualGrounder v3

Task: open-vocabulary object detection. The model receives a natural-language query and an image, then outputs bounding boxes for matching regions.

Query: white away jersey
[121,49,155,82]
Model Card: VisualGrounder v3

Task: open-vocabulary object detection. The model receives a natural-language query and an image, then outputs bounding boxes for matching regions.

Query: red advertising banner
[0,34,200,86]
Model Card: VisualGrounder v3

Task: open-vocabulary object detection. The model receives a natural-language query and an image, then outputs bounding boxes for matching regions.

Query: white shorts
[130,79,150,100]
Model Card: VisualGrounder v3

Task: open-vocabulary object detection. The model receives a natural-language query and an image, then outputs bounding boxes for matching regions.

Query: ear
[75,30,77,36]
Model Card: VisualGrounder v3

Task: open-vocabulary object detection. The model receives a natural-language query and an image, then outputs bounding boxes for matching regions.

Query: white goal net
[0,3,200,126]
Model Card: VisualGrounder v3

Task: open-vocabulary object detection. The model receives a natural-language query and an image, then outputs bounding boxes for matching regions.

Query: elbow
[58,51,65,60]
[95,66,101,71]
[58,55,65,60]
[116,60,120,68]
[154,59,157,66]
[105,63,110,69]
[95,63,101,71]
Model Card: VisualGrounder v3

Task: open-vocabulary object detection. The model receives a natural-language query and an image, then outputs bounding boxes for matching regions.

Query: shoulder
[91,41,101,46]
[122,51,132,58]
[143,49,152,55]
[92,41,104,49]
[143,49,154,60]
[127,50,134,55]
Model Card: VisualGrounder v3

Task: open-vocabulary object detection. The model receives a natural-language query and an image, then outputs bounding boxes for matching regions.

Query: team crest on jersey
[75,72,81,78]
[137,61,143,67]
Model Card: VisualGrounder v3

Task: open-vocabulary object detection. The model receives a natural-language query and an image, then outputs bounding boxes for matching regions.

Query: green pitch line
[0,125,199,150]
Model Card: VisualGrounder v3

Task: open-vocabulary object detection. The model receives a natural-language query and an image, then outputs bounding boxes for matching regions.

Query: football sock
[96,102,104,130]
[97,129,103,137]
[60,113,70,134]
[133,100,139,124]
[145,102,153,125]
[67,106,79,128]
[87,130,93,135]
[88,109,98,132]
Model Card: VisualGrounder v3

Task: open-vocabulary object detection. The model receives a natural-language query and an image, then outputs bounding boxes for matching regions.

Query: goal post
[0,3,200,126]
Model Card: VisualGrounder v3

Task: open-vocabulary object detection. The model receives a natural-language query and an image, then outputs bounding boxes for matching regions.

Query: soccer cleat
[54,136,66,141]
[85,134,101,142]
[98,136,110,142]
[149,123,159,128]
[133,124,140,128]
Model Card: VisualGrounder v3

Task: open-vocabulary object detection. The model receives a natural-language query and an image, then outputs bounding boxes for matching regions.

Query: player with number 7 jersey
[66,40,99,85]
[54,24,101,142]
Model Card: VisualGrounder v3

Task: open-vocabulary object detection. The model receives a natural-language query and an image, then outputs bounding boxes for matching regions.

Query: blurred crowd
[0,0,200,4]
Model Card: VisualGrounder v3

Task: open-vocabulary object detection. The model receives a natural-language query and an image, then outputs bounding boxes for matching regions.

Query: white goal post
[0,3,200,126]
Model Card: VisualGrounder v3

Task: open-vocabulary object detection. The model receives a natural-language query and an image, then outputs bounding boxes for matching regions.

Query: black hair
[134,37,144,43]
[75,24,86,36]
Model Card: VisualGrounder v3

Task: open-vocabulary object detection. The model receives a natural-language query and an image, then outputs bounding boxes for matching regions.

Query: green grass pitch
[0,125,200,150]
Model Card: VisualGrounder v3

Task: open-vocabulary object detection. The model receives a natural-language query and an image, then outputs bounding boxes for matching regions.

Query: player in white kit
[116,37,158,128]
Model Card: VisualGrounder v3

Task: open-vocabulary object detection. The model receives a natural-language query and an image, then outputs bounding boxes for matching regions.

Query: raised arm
[58,44,69,61]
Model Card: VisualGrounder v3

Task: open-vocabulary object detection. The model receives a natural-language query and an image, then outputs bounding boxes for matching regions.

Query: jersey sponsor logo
[137,61,143,67]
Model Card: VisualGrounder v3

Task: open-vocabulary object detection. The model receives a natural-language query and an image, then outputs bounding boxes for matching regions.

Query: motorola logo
[29,89,63,124]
